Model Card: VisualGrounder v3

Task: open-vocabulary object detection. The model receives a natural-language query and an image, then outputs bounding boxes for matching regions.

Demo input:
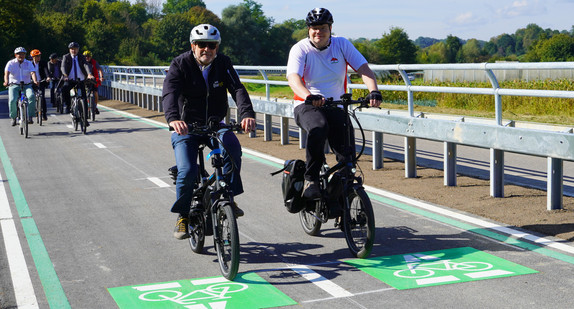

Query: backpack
[271,159,306,213]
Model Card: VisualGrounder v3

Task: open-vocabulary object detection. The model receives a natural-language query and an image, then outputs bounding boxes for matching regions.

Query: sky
[200,0,574,41]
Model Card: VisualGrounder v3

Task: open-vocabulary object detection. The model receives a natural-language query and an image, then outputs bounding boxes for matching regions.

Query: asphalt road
[2,94,574,308]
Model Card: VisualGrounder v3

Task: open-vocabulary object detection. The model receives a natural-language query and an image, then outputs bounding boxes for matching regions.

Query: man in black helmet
[47,53,62,107]
[61,42,94,114]
[286,8,382,199]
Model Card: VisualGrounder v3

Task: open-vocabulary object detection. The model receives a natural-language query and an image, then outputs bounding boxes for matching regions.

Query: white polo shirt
[286,36,368,106]
[4,58,36,84]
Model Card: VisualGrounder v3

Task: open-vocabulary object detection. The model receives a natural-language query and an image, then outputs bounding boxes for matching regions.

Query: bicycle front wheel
[89,94,96,121]
[79,99,87,134]
[215,202,239,280]
[22,102,28,138]
[37,96,43,126]
[343,187,375,258]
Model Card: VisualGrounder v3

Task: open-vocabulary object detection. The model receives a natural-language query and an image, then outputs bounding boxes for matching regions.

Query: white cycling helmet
[190,24,221,44]
[14,47,26,54]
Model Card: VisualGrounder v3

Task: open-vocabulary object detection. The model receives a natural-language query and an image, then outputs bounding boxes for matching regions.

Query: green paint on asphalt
[108,272,297,308]
[346,247,537,290]
[0,136,71,308]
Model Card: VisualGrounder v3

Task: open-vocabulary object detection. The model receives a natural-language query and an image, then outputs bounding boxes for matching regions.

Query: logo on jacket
[213,81,223,88]
[330,57,339,64]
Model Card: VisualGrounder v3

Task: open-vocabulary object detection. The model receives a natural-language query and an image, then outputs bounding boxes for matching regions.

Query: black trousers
[62,80,87,112]
[294,104,355,181]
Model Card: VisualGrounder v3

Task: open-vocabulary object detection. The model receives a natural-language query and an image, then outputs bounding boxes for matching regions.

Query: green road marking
[108,272,297,308]
[346,247,537,290]
[0,136,71,308]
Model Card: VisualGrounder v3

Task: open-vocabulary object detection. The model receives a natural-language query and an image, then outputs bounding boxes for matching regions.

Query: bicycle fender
[206,149,221,160]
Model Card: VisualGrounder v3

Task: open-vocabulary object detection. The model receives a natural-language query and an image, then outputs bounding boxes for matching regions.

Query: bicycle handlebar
[305,93,371,109]
[187,120,243,136]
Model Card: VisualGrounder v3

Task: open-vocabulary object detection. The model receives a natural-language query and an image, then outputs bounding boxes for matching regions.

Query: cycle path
[1,95,574,308]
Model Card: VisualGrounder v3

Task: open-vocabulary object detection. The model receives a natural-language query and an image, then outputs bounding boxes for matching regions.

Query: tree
[460,39,486,63]
[153,13,193,59]
[526,33,574,62]
[445,35,462,63]
[417,41,448,63]
[221,0,273,65]
[374,27,418,64]
[162,0,205,15]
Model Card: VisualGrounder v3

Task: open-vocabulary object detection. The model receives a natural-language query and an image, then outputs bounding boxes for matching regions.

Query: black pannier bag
[271,159,306,213]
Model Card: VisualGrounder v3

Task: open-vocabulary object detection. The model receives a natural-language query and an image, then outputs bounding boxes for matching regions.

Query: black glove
[305,94,323,104]
[365,90,382,101]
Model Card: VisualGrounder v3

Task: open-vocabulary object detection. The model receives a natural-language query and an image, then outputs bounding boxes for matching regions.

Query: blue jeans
[8,84,36,119]
[170,130,244,215]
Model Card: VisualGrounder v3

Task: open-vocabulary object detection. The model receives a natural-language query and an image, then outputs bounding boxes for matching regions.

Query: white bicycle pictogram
[393,260,494,278]
[138,282,248,305]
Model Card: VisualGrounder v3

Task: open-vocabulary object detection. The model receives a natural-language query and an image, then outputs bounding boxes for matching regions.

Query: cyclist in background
[47,53,62,107]
[61,42,94,114]
[162,24,256,239]
[3,47,38,126]
[83,50,104,114]
[286,8,382,199]
[30,49,50,121]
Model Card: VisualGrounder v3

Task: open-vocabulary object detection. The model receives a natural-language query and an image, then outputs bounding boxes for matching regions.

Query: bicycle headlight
[219,180,227,187]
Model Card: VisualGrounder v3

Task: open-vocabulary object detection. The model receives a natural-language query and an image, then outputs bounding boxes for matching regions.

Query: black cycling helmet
[49,53,58,60]
[305,8,334,26]
[68,42,79,49]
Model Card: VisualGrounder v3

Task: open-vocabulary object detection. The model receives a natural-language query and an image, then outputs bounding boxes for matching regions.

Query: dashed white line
[93,143,106,149]
[147,177,171,188]
[289,264,353,298]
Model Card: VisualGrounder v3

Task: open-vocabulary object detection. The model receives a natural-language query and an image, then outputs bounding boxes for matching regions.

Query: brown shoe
[173,215,190,240]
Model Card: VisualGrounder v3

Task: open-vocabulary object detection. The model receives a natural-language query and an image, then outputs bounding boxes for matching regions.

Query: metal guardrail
[100,63,574,210]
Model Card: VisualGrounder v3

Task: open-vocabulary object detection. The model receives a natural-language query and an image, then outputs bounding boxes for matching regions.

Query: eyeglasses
[195,42,218,49]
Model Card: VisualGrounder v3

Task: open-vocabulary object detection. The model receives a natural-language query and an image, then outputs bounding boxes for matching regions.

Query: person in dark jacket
[47,53,62,107]
[60,42,93,114]
[162,24,256,240]
[30,49,50,120]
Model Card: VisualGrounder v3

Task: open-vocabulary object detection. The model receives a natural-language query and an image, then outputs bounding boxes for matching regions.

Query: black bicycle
[69,79,88,134]
[168,119,242,280]
[34,79,47,126]
[298,93,376,258]
[54,78,65,114]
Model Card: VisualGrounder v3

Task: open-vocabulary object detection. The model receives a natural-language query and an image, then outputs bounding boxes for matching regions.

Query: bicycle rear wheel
[188,211,205,254]
[215,202,239,280]
[343,187,375,258]
[299,201,322,236]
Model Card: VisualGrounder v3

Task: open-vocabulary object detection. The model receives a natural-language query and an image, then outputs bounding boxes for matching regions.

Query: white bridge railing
[99,62,574,210]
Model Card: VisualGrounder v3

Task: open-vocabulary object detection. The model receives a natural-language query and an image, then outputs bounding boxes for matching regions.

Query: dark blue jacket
[162,51,255,126]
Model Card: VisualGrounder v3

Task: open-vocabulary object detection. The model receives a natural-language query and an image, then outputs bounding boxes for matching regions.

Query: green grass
[241,75,574,126]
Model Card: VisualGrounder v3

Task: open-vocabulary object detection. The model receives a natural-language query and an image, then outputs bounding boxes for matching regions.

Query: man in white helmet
[163,24,256,239]
[3,47,38,126]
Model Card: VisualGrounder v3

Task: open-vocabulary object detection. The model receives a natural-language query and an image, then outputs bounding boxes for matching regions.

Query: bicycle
[85,79,97,122]
[34,79,47,126]
[69,79,88,134]
[297,93,376,258]
[14,82,30,138]
[53,78,65,114]
[168,118,243,280]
